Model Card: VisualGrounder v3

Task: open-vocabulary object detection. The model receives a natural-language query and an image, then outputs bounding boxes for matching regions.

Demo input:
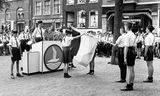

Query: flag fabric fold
[74,35,98,67]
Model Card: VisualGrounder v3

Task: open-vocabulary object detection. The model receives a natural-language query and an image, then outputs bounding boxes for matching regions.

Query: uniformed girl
[143,25,155,82]
[62,27,85,78]
[9,31,23,79]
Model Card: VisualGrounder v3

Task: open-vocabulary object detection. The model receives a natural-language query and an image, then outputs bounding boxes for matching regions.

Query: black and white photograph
[0,0,160,96]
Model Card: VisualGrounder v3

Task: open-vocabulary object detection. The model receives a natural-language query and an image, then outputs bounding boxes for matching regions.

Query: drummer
[32,21,45,43]
[19,26,31,52]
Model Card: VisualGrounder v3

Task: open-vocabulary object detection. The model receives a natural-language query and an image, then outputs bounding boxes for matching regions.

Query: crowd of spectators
[0,26,160,60]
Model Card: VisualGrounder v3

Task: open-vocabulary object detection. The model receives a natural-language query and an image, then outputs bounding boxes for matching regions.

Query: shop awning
[107,12,152,21]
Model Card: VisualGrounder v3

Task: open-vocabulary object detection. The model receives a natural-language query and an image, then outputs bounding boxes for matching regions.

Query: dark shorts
[62,47,71,63]
[158,43,160,49]
[35,37,43,43]
[144,46,154,61]
[137,42,142,49]
[11,47,21,61]
[126,47,136,66]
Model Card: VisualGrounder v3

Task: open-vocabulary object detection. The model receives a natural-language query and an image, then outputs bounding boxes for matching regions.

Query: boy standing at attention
[9,30,23,79]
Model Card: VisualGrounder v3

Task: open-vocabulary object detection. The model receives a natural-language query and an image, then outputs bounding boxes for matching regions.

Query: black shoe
[121,84,133,91]
[10,74,15,79]
[16,73,24,77]
[116,80,126,83]
[121,88,133,91]
[87,72,94,75]
[64,73,71,78]
[143,79,153,83]
[143,77,153,83]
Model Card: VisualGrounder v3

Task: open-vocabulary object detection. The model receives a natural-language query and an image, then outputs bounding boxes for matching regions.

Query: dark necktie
[40,28,43,39]
[15,38,18,47]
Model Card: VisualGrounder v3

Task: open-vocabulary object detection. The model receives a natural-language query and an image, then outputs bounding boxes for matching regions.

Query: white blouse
[116,33,126,47]
[124,31,136,47]
[62,36,73,47]
[9,36,20,47]
[145,33,155,46]
[32,28,45,38]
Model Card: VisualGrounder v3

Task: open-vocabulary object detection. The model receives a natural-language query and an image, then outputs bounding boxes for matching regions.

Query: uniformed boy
[115,27,127,83]
[121,22,136,91]
[143,25,155,82]
[9,30,23,79]
[32,21,45,43]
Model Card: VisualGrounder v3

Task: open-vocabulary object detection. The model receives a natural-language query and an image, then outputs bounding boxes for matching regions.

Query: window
[89,0,98,3]
[77,10,86,28]
[17,8,24,20]
[6,9,11,20]
[6,12,11,20]
[66,0,74,5]
[35,1,42,15]
[89,10,98,28]
[53,0,60,14]
[77,0,86,4]
[55,22,61,29]
[43,0,51,15]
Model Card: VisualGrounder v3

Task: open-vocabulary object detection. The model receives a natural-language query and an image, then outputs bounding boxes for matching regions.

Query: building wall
[32,0,63,29]
[0,0,31,33]
[63,0,102,32]
[102,0,160,34]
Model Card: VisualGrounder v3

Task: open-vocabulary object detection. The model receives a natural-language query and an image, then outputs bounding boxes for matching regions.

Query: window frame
[66,0,74,5]
[43,0,51,15]
[89,0,98,3]
[53,0,61,14]
[89,10,98,28]
[35,1,42,16]
[77,0,86,4]
[77,10,86,28]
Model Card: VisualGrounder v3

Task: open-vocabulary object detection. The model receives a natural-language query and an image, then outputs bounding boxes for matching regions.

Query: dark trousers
[118,47,126,80]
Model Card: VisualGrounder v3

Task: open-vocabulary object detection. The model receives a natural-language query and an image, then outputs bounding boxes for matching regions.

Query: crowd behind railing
[0,27,160,59]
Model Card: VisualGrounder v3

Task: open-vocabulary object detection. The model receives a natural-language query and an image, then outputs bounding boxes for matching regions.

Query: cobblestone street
[0,56,160,96]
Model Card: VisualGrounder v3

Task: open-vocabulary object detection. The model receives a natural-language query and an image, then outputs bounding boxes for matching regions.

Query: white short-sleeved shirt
[116,33,126,47]
[9,36,20,47]
[62,36,73,47]
[145,33,155,46]
[124,31,136,47]
[19,32,30,40]
[32,28,45,38]
[136,35,143,43]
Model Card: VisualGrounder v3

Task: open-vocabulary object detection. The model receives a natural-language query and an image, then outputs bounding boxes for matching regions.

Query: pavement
[0,56,160,96]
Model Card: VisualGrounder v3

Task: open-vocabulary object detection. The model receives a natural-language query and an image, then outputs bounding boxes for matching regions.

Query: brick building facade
[63,0,103,33]
[32,0,63,30]
[0,0,32,33]
[102,0,160,35]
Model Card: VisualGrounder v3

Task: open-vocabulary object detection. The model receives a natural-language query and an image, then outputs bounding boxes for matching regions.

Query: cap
[12,30,18,34]
[147,25,155,32]
[37,20,43,24]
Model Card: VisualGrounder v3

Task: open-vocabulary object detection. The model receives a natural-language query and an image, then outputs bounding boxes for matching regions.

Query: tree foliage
[0,0,10,11]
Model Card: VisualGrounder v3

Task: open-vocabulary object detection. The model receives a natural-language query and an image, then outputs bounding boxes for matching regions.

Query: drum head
[44,44,63,71]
